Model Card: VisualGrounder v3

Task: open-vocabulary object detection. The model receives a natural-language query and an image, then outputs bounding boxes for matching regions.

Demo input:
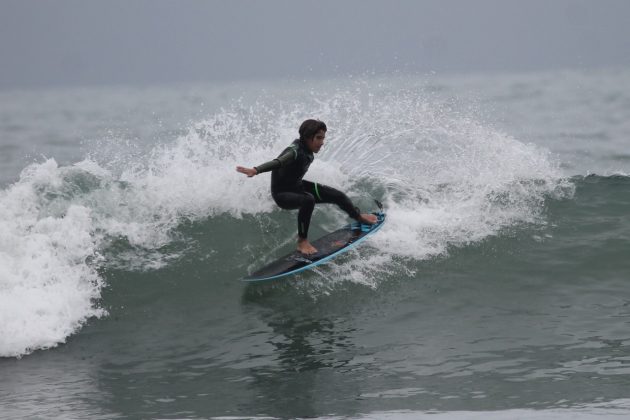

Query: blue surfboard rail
[242,212,386,282]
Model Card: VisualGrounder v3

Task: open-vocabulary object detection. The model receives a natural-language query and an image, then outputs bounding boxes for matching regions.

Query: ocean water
[1,68,629,419]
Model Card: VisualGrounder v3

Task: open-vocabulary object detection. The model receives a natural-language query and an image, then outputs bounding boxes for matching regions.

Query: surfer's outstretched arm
[236,149,296,178]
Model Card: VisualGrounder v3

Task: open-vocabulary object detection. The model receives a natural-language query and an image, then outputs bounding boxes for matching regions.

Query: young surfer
[237,119,377,255]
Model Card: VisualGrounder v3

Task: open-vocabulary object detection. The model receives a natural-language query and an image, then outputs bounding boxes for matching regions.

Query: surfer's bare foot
[358,213,378,224]
[297,238,318,255]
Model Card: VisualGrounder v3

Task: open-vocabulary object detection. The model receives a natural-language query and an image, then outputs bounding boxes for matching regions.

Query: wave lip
[0,160,105,358]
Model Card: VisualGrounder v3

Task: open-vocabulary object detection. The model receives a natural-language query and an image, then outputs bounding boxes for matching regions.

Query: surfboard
[243,211,386,282]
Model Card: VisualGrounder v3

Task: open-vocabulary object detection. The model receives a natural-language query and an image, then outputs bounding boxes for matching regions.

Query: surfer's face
[307,130,325,153]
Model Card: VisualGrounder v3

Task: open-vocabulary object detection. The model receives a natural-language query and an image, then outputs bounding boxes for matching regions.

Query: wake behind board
[243,212,385,282]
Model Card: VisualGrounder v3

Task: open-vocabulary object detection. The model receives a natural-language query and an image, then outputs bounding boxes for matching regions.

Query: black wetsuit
[255,139,361,239]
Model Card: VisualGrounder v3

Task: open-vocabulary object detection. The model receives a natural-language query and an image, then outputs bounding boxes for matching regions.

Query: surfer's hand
[236,166,257,177]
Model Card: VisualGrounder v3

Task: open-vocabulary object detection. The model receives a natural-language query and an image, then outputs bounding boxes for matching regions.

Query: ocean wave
[0,85,570,357]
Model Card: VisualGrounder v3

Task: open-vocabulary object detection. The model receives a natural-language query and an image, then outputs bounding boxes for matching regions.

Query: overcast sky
[1,0,629,89]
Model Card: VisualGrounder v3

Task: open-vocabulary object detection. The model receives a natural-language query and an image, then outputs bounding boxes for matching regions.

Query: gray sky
[1,0,629,89]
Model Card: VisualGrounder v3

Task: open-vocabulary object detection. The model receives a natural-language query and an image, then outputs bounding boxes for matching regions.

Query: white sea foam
[0,160,104,357]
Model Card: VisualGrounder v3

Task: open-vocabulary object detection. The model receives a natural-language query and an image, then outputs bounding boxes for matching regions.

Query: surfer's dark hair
[299,119,327,141]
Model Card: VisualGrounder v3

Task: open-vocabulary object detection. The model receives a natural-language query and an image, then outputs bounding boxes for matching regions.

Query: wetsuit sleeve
[254,148,296,174]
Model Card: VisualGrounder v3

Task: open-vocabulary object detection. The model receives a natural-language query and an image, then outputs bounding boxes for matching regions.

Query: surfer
[237,119,377,255]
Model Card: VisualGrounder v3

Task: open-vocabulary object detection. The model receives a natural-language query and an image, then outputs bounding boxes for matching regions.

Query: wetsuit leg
[272,191,315,239]
[302,181,361,219]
